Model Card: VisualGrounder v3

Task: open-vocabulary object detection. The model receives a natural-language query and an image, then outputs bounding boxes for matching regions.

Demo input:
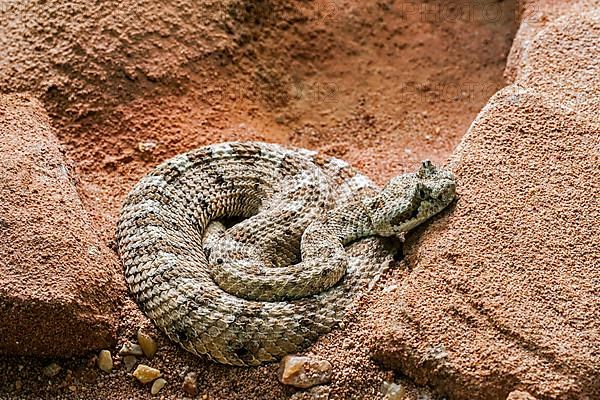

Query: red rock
[370,3,600,398]
[372,86,600,399]
[506,1,600,81]
[0,94,121,357]
[514,9,600,120]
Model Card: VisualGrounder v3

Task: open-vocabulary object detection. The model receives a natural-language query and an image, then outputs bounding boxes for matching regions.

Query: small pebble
[15,379,22,391]
[42,362,61,378]
[119,341,144,357]
[278,355,332,389]
[97,350,113,373]
[138,140,158,153]
[381,381,406,400]
[68,385,77,392]
[137,330,158,359]
[151,378,167,395]
[133,364,161,384]
[383,284,398,293]
[123,355,137,372]
[507,390,538,400]
[138,141,158,161]
[182,372,198,396]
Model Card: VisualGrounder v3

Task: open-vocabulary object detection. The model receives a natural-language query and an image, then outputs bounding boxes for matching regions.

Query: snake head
[366,160,456,236]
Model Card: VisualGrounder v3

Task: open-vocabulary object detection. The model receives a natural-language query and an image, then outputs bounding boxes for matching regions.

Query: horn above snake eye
[418,160,434,178]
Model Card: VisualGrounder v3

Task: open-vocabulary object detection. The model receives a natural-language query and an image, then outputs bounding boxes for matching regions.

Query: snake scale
[116,141,455,366]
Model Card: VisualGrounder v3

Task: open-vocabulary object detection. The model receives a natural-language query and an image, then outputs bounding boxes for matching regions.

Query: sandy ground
[0,0,518,398]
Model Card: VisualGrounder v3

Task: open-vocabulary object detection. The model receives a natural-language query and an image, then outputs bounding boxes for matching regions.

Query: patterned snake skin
[116,141,455,366]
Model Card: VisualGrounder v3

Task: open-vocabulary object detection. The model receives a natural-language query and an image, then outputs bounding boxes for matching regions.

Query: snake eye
[176,330,188,343]
[418,188,427,199]
[216,258,223,265]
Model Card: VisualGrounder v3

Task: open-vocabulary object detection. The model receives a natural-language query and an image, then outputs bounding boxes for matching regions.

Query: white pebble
[151,378,167,395]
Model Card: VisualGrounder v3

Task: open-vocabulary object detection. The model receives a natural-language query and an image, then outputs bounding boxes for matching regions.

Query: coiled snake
[116,141,455,366]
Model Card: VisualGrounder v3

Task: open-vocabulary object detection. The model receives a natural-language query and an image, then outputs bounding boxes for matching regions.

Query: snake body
[116,141,455,366]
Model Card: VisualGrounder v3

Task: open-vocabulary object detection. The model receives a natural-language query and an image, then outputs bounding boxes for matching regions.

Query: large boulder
[372,84,599,399]
[513,9,600,121]
[0,94,121,357]
[369,6,600,397]
[504,0,600,82]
